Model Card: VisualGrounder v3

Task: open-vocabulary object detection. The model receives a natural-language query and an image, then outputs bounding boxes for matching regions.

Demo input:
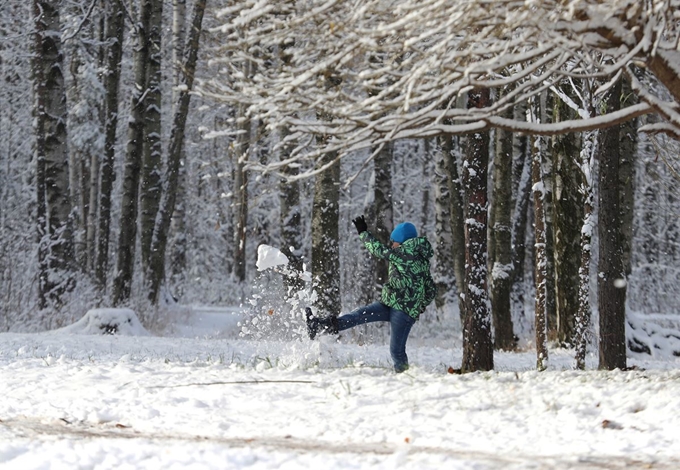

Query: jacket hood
[400,236,434,259]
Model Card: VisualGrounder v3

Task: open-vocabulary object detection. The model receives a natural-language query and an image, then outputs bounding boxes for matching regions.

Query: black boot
[305,308,339,340]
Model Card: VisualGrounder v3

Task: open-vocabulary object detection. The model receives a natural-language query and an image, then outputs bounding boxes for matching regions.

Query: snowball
[256,244,290,271]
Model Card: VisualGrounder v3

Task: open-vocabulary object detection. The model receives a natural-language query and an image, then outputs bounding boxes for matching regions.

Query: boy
[306,215,436,373]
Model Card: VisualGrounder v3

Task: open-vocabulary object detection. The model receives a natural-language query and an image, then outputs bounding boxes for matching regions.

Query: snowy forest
[2,0,680,373]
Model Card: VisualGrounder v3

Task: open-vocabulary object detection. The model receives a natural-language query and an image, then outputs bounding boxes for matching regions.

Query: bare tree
[95,0,124,290]
[575,129,597,370]
[597,80,627,370]
[461,88,493,373]
[146,0,207,304]
[552,95,584,347]
[232,102,250,284]
[433,138,455,309]
[490,96,516,350]
[442,133,467,323]
[112,0,151,304]
[532,130,549,372]
[32,0,73,309]
[139,0,164,275]
[373,141,393,291]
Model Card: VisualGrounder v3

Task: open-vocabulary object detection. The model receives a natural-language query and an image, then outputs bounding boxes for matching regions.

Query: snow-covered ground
[2,308,680,469]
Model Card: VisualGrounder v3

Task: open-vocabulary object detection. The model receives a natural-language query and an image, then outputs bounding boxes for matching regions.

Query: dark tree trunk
[441,133,466,323]
[461,88,493,373]
[279,128,304,294]
[95,0,124,290]
[32,0,73,308]
[311,149,341,317]
[552,98,584,347]
[510,104,531,322]
[490,101,516,350]
[112,0,151,304]
[140,0,163,275]
[598,80,627,371]
[147,0,206,304]
[373,141,393,294]
[232,103,250,283]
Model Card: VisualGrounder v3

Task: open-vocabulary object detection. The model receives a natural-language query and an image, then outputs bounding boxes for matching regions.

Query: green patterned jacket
[359,231,436,319]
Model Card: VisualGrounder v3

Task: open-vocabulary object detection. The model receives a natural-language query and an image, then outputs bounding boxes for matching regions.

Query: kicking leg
[337,302,390,331]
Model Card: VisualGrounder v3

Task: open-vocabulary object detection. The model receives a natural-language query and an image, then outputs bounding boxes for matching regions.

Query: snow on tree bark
[373,141,393,294]
[95,0,125,291]
[232,102,250,284]
[147,0,207,304]
[510,101,532,324]
[441,133,467,324]
[311,147,341,317]
[552,94,584,347]
[461,88,493,373]
[32,0,74,309]
[140,0,164,277]
[433,137,455,310]
[112,0,151,305]
[531,130,549,372]
[575,129,597,370]
[490,96,516,350]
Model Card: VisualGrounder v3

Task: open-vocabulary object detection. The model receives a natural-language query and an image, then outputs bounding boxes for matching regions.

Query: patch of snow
[50,308,149,336]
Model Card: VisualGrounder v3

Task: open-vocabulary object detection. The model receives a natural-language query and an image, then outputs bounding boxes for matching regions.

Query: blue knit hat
[390,222,418,243]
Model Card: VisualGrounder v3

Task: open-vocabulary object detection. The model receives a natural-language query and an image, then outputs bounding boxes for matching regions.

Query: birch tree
[531,131,549,372]
[147,0,208,304]
[95,0,124,290]
[433,138,456,309]
[490,98,516,350]
[112,0,151,304]
[32,0,73,309]
[552,95,584,347]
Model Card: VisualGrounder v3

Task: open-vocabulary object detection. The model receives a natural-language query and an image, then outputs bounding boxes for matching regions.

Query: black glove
[352,215,367,235]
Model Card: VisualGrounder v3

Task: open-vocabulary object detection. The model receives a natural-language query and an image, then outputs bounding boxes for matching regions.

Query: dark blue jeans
[337,302,415,373]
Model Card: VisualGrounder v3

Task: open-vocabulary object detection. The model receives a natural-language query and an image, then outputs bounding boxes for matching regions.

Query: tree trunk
[540,93,557,342]
[112,0,151,304]
[311,147,341,317]
[67,52,89,272]
[510,102,531,322]
[147,0,207,303]
[441,133,466,322]
[532,132,549,371]
[552,98,584,347]
[421,140,431,230]
[619,77,637,278]
[169,0,188,280]
[95,0,124,291]
[373,141,393,294]
[490,102,515,350]
[461,88,493,373]
[139,0,163,275]
[278,128,304,294]
[575,129,597,369]
[232,103,250,283]
[32,0,73,309]
[598,80,627,371]
[433,136,455,309]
